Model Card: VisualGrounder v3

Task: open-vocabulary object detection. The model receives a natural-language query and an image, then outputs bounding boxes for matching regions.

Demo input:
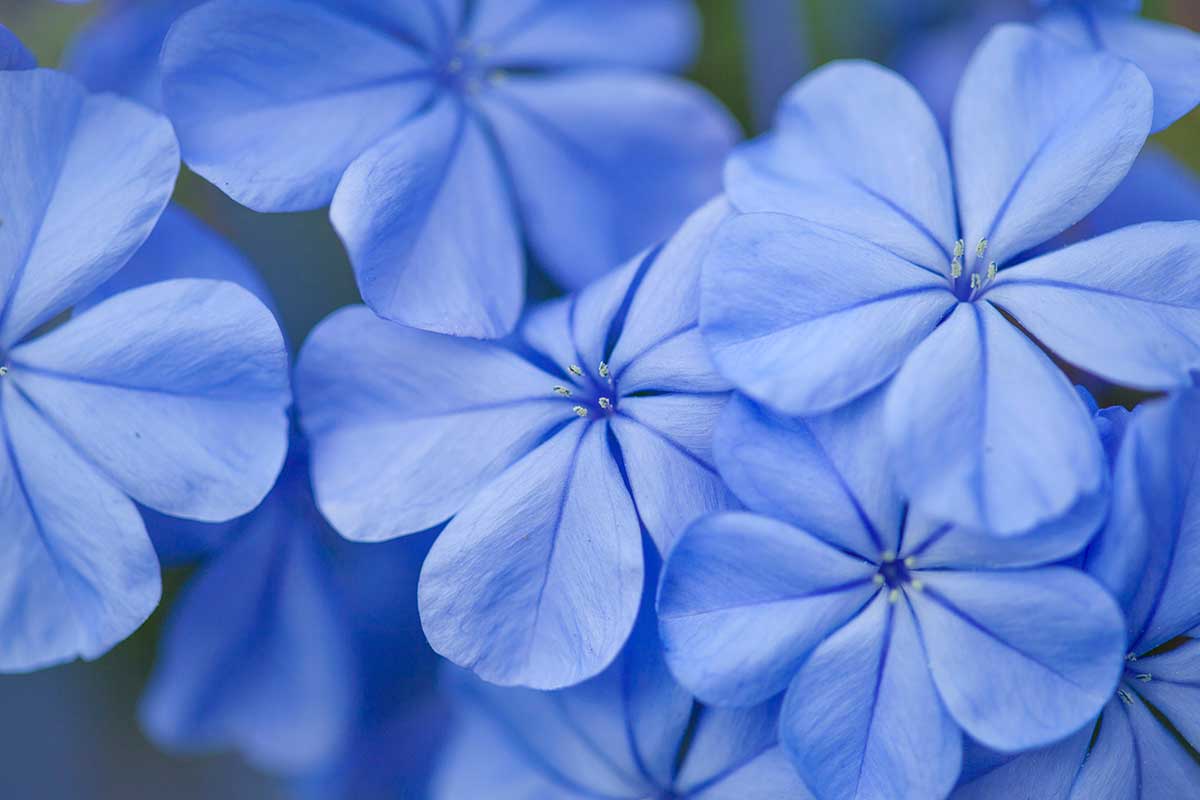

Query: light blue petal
[297,306,571,542]
[986,223,1200,391]
[140,473,356,774]
[910,568,1125,750]
[0,383,159,672]
[885,302,1107,536]
[1086,148,1200,236]
[1122,691,1200,798]
[950,725,1092,800]
[332,96,523,338]
[952,24,1152,268]
[160,0,434,212]
[658,512,878,707]
[1135,638,1200,749]
[701,214,955,415]
[419,422,643,689]
[479,71,736,289]
[0,69,178,347]
[715,392,904,558]
[1040,8,1200,132]
[1065,699,1138,800]
[781,597,962,800]
[471,0,699,71]
[311,0,465,53]
[726,60,957,270]
[0,23,35,70]
[9,279,291,522]
[613,394,735,554]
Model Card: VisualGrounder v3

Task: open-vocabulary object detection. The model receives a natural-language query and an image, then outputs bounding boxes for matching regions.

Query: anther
[953,239,965,259]
[0,366,7,377]
[598,397,612,410]
[1136,673,1153,683]
[910,579,924,592]
[598,361,610,379]
[976,238,988,258]
[446,57,464,74]
[872,574,885,586]
[950,259,962,279]
[573,406,589,418]
[1117,689,1134,706]
[904,556,917,569]
[970,274,982,290]
[568,364,584,377]
[1126,653,1139,662]
[881,550,896,563]
[888,589,901,604]
[553,386,572,397]
[986,262,997,282]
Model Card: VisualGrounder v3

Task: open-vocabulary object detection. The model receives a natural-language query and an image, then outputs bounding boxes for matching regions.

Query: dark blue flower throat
[553,361,618,419]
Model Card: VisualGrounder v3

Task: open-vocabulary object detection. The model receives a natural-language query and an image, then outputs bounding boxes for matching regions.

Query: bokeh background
[0,0,1197,797]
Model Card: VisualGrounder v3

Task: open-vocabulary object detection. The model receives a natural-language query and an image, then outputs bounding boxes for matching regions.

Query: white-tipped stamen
[910,579,924,592]
[1118,689,1134,705]
[881,550,896,563]
[950,259,963,279]
[553,386,572,397]
[872,574,885,586]
[976,238,988,258]
[904,556,917,569]
[888,589,901,604]
[447,57,464,74]
[986,262,997,282]
[1137,673,1153,683]
[598,361,610,378]
[598,397,612,410]
[568,364,584,377]
[0,366,7,377]
[573,405,589,418]
[953,239,965,259]
[1126,653,1139,662]
[970,274,982,290]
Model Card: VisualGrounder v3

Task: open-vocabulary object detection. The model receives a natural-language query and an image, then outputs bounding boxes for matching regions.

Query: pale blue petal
[885,302,1107,536]
[1086,148,1200,236]
[911,568,1125,750]
[419,422,643,689]
[0,383,159,672]
[332,97,523,338]
[0,69,178,347]
[1134,638,1200,748]
[311,0,465,52]
[479,71,735,289]
[951,726,1093,800]
[10,280,289,522]
[986,223,1200,391]
[1123,692,1200,798]
[160,0,434,212]
[781,598,962,800]
[297,306,571,542]
[952,24,1152,268]
[1066,699,1137,800]
[701,214,955,415]
[658,512,878,707]
[715,392,904,558]
[726,60,957,270]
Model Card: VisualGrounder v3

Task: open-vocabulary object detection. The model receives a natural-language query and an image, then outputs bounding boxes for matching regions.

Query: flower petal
[419,422,643,689]
[0,383,159,672]
[951,725,1093,800]
[332,97,523,338]
[885,302,1106,536]
[986,223,1200,391]
[161,0,433,212]
[781,597,962,800]
[479,71,735,289]
[658,512,878,707]
[0,23,35,70]
[0,69,178,347]
[1134,639,1200,748]
[952,24,1152,267]
[1086,148,1200,237]
[726,60,957,270]
[297,306,570,542]
[911,568,1125,750]
[701,214,955,415]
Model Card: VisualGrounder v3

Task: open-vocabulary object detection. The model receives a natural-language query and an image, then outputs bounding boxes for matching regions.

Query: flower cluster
[4,0,1200,798]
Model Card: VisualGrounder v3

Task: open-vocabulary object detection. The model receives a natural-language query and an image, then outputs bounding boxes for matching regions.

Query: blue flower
[433,600,812,800]
[0,68,291,671]
[657,390,1127,800]
[159,0,738,338]
[703,24,1200,536]
[0,23,35,71]
[955,390,1200,799]
[297,201,737,690]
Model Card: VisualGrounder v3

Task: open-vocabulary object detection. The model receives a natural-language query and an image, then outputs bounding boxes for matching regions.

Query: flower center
[1118,653,1153,705]
[948,238,998,301]
[436,39,505,96]
[873,552,923,602]
[552,361,617,419]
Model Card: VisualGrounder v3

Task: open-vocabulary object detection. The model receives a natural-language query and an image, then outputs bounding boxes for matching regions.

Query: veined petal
[297,306,570,542]
[332,97,523,338]
[311,0,465,53]
[952,24,1152,268]
[10,279,290,522]
[950,725,1093,800]
[161,0,434,212]
[885,302,1106,536]
[419,422,643,689]
[701,214,955,415]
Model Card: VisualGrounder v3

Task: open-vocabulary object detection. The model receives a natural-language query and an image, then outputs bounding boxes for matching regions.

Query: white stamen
[888,589,901,604]
[598,397,612,410]
[910,579,924,592]
[568,364,584,377]
[881,550,896,563]
[0,366,7,377]
[1136,673,1153,683]
[904,556,917,569]
[970,274,982,290]
[976,238,988,258]
[950,259,963,279]
[446,57,464,74]
[573,405,589,418]
[872,574,885,586]
[953,239,965,259]
[598,361,610,379]
[1118,689,1134,706]
[986,262,997,282]
[553,386,572,397]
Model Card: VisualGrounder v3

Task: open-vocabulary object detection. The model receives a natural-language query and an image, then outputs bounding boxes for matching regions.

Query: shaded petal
[0,23,35,70]
[332,97,523,338]
[1040,8,1200,132]
[140,487,356,774]
[612,394,735,554]
[950,725,1093,800]
[0,69,178,347]
[1086,148,1200,236]
[297,306,570,542]
[781,598,962,800]
[1135,638,1200,748]
[986,223,1200,390]
[472,0,699,71]
[312,0,465,52]
[726,60,956,270]
[911,568,1125,750]
[0,384,159,672]
[715,392,904,558]
[10,280,289,522]
[658,512,878,707]
[885,302,1107,536]
[1120,692,1200,799]
[1065,699,1138,800]
[701,214,955,415]
[419,422,643,689]
[952,24,1152,267]
[161,0,434,212]
[479,71,735,289]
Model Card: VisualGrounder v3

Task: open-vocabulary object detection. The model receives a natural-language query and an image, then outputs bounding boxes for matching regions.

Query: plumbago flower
[159,0,737,337]
[298,200,736,689]
[0,68,290,671]
[702,24,1200,537]
[434,601,812,800]
[956,390,1200,800]
[657,390,1126,800]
